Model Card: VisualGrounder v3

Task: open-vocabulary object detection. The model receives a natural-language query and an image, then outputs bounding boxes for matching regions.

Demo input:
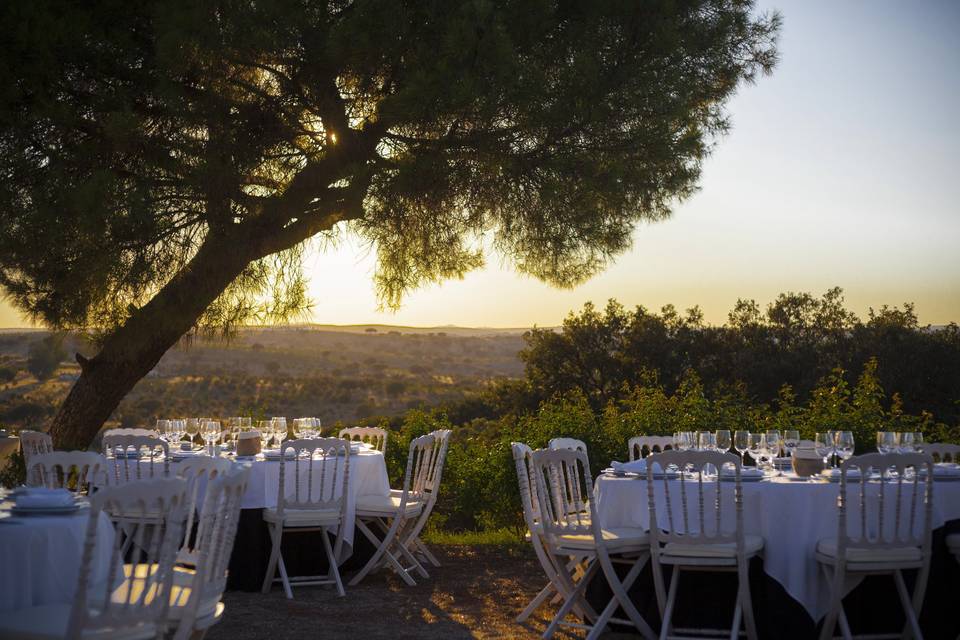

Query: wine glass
[877,431,898,454]
[835,431,855,466]
[272,417,288,445]
[747,433,764,468]
[734,430,750,464]
[814,433,834,473]
[715,430,731,454]
[765,431,781,473]
[186,418,200,448]
[202,420,221,456]
[898,431,915,453]
[698,431,716,452]
[911,432,924,452]
[156,419,170,442]
[783,430,800,458]
[257,420,273,448]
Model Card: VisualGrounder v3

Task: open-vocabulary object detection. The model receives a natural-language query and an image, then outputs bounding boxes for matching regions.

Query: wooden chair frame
[261,437,352,598]
[629,436,674,461]
[339,426,388,454]
[645,449,761,640]
[26,451,106,494]
[817,452,934,640]
[531,447,656,640]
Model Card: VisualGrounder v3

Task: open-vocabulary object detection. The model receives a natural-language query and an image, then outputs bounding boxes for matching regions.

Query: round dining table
[592,468,960,637]
[0,494,116,613]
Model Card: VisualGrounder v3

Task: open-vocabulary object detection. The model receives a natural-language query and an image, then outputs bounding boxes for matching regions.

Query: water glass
[186,419,200,446]
[698,431,716,452]
[765,430,782,458]
[202,420,221,456]
[271,417,288,445]
[814,432,833,468]
[747,433,764,467]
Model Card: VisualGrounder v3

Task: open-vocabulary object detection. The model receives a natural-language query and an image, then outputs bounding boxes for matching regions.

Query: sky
[1,0,958,329]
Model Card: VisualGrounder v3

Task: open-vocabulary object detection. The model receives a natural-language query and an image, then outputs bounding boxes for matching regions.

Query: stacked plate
[921,464,960,482]
[720,467,766,482]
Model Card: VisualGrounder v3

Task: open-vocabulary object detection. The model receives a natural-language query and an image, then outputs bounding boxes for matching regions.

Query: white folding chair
[262,438,352,598]
[918,443,960,463]
[169,465,250,640]
[816,452,934,640]
[103,427,161,438]
[646,449,763,640]
[629,436,674,461]
[400,428,451,569]
[339,426,388,454]
[26,451,106,494]
[175,457,235,567]
[531,447,656,640]
[0,477,188,640]
[511,443,598,626]
[549,437,588,455]
[103,434,170,484]
[19,429,53,485]
[349,433,436,587]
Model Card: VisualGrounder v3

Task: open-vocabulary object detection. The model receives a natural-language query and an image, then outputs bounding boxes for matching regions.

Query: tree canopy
[0,0,779,447]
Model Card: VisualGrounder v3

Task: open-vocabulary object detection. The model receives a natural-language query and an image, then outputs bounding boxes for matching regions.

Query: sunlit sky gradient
[1,0,958,329]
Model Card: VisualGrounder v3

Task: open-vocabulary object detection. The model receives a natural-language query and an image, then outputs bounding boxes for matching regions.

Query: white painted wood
[26,451,106,494]
[339,426,388,454]
[102,434,170,485]
[628,436,674,461]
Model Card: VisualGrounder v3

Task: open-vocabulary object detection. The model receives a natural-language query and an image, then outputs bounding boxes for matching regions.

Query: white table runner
[593,474,960,620]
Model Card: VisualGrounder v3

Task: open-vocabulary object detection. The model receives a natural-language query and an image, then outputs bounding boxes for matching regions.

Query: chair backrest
[645,449,744,549]
[175,457,235,565]
[339,426,388,454]
[70,477,188,639]
[103,427,161,438]
[394,433,440,510]
[173,466,250,638]
[20,430,53,484]
[529,447,593,544]
[628,436,674,461]
[548,437,588,456]
[103,434,170,484]
[836,452,934,554]
[277,437,351,514]
[26,451,106,493]
[919,443,960,463]
[512,442,540,531]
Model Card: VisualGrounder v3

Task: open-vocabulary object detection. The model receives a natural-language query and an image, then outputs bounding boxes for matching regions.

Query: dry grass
[206,545,628,639]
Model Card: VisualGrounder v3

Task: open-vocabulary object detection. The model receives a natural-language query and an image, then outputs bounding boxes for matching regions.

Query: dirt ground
[207,544,631,639]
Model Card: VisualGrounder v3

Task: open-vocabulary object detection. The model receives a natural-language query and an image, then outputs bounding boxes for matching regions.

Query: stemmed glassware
[898,431,916,453]
[271,417,288,447]
[185,419,200,448]
[257,420,273,448]
[765,431,781,473]
[783,430,800,457]
[715,430,731,454]
[814,432,834,472]
[734,430,750,465]
[202,420,221,456]
[877,431,899,453]
[673,431,693,451]
[748,433,764,468]
[835,431,855,466]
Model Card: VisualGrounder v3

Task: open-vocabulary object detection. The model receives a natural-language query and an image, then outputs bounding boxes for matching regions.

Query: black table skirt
[226,509,378,592]
[585,520,960,639]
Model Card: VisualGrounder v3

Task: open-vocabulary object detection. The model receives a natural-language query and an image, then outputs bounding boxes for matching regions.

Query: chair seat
[554,526,650,552]
[356,491,423,518]
[662,534,765,560]
[263,507,341,527]
[114,565,221,622]
[0,603,157,640]
[816,538,923,564]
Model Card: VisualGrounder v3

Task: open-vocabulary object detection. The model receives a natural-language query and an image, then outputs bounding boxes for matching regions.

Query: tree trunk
[48,233,253,450]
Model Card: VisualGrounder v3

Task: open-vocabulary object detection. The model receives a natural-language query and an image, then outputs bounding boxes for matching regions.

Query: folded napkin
[171,449,207,458]
[610,459,676,475]
[720,467,764,478]
[15,488,74,509]
[821,468,862,478]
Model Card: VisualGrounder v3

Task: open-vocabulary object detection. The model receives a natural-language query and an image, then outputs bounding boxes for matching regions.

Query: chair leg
[588,551,655,640]
[321,528,346,597]
[738,561,758,640]
[350,517,416,587]
[543,558,598,640]
[261,524,283,594]
[517,581,556,623]
[730,594,742,640]
[894,569,923,640]
[818,562,845,640]
[277,555,293,599]
[414,536,441,567]
[659,566,680,640]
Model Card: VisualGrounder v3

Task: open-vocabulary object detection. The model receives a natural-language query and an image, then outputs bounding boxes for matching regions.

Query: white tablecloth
[111,450,391,557]
[594,474,960,620]
[0,506,116,612]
